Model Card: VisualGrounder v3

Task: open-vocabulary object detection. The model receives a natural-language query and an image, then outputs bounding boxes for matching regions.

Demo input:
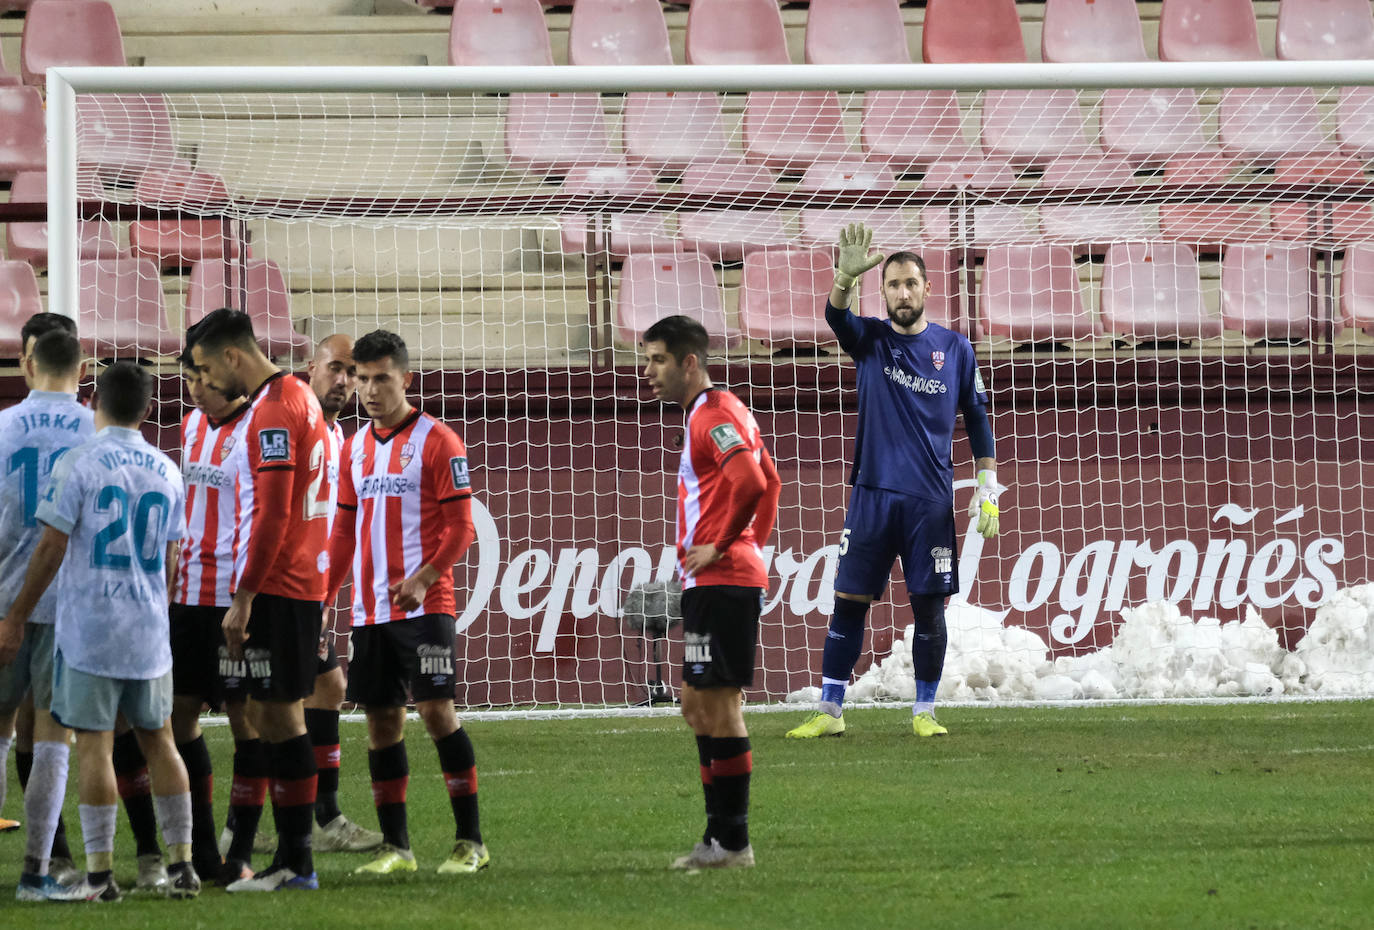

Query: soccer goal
[42,61,1374,711]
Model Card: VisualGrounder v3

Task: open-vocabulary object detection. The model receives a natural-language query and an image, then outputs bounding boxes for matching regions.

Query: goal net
[44,63,1374,708]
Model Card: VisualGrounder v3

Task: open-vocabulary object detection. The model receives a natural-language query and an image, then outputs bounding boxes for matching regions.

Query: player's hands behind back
[968,469,1008,539]
[835,223,884,286]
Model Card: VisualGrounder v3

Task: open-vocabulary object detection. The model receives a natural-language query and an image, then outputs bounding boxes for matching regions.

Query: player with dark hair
[642,315,781,871]
[325,329,489,876]
[786,223,1004,740]
[190,308,332,892]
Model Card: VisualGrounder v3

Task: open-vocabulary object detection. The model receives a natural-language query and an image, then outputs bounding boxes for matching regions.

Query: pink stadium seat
[1339,242,1374,330]
[622,92,730,176]
[858,248,964,332]
[981,89,1091,168]
[981,245,1099,342]
[128,162,242,270]
[677,159,793,263]
[76,257,178,359]
[1099,88,1216,167]
[741,91,849,173]
[615,252,739,348]
[5,171,124,270]
[21,0,125,85]
[796,160,910,250]
[1220,242,1317,339]
[0,86,45,181]
[1276,0,1374,59]
[1158,155,1270,249]
[1158,0,1262,61]
[684,0,789,65]
[738,249,839,348]
[1218,86,1328,162]
[1041,0,1148,62]
[505,92,614,176]
[922,0,1024,63]
[1101,241,1222,340]
[448,0,554,66]
[1038,155,1156,253]
[918,159,1034,252]
[804,0,908,65]
[1337,87,1374,159]
[76,94,177,184]
[558,163,675,257]
[861,91,973,173]
[185,258,310,361]
[0,260,44,355]
[568,0,673,66]
[1268,154,1374,243]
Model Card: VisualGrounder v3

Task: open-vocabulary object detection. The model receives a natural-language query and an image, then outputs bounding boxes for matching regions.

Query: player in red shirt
[642,315,781,871]
[325,330,488,876]
[190,308,330,892]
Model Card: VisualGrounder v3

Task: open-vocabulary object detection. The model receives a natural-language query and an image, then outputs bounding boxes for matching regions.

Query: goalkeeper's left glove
[968,469,1007,539]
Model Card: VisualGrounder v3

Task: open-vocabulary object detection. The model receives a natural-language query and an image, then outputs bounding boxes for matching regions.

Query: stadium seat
[918,159,1034,252]
[185,258,311,361]
[981,89,1091,168]
[128,162,242,270]
[505,92,614,177]
[76,94,177,185]
[558,163,675,258]
[0,260,44,355]
[5,171,124,270]
[795,160,910,250]
[858,247,965,332]
[568,0,673,66]
[737,249,839,348]
[75,257,179,359]
[448,0,554,66]
[1219,242,1318,340]
[677,159,793,264]
[1276,0,1374,60]
[1268,154,1374,243]
[0,86,45,181]
[21,0,125,85]
[804,0,908,65]
[922,0,1024,63]
[684,0,790,65]
[1339,242,1374,330]
[1100,241,1222,340]
[1158,0,1263,61]
[1218,86,1328,162]
[615,252,739,348]
[1337,87,1374,159]
[1099,88,1216,168]
[1157,155,1270,250]
[861,90,973,174]
[1041,0,1148,63]
[742,91,850,174]
[1038,155,1156,254]
[981,245,1100,342]
[622,92,730,177]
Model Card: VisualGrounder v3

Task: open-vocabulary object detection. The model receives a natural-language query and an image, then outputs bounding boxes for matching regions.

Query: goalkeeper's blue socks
[818,597,870,715]
[914,678,940,717]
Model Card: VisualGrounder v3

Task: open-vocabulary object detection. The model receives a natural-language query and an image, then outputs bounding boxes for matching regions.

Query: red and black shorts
[241,592,324,702]
[680,585,763,690]
[346,614,458,708]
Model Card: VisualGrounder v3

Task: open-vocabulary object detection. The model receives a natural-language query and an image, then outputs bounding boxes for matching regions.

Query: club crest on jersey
[258,429,290,463]
[931,350,946,371]
[449,456,470,491]
[399,442,416,470]
[709,423,745,454]
[218,435,236,462]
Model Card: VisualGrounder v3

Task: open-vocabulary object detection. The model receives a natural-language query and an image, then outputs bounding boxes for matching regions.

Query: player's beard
[887,299,925,329]
[319,389,348,417]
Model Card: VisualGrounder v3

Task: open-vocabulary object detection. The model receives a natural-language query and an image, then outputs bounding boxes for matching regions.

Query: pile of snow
[785,585,1374,703]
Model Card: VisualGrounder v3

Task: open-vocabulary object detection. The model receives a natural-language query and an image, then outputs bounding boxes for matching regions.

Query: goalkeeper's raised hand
[968,469,1008,539]
[832,223,884,299]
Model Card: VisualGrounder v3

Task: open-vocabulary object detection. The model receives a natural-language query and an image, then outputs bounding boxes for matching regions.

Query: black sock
[304,709,342,827]
[176,735,218,868]
[709,736,752,852]
[268,735,317,876]
[228,738,270,864]
[435,729,481,844]
[695,734,716,844]
[367,740,410,850]
[113,730,161,858]
[17,751,70,860]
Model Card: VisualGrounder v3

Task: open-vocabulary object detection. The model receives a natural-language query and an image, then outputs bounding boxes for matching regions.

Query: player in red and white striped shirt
[325,330,488,876]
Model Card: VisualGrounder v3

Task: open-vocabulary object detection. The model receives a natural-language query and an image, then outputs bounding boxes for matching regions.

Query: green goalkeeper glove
[834,222,884,290]
[968,469,1007,539]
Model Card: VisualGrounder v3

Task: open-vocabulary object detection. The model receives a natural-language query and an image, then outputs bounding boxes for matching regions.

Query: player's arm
[826,223,884,351]
[961,361,1004,539]
[165,540,181,601]
[0,526,69,665]
[325,502,358,606]
[390,439,475,612]
[681,448,770,576]
[749,446,783,546]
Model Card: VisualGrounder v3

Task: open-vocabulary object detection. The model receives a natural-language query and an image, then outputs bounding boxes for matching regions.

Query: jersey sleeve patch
[973,367,987,395]
[449,456,471,491]
[709,423,745,455]
[257,428,291,464]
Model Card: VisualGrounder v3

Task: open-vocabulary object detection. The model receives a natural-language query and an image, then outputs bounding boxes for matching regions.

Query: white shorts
[49,648,172,732]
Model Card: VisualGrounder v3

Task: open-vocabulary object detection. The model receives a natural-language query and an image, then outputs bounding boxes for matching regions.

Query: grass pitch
[3,702,1372,929]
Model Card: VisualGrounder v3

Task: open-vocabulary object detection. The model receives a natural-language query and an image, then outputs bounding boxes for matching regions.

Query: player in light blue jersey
[1,361,200,902]
[787,223,1006,740]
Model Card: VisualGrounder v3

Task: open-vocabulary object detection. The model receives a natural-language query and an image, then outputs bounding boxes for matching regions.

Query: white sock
[78,803,118,863]
[913,701,935,716]
[0,734,12,816]
[24,741,69,874]
[154,792,193,849]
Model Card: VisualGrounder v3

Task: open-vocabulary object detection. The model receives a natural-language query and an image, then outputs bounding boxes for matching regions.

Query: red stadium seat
[5,171,124,270]
[76,94,177,184]
[558,163,675,258]
[981,88,1091,168]
[922,0,1024,63]
[677,159,793,263]
[448,0,554,66]
[1099,88,1216,168]
[76,257,178,359]
[0,260,44,355]
[1041,0,1148,62]
[622,92,730,176]
[185,258,311,361]
[1101,241,1222,340]
[1038,155,1156,254]
[0,86,45,182]
[1157,155,1270,250]
[1218,86,1328,162]
[741,91,849,174]
[1220,242,1319,340]
[858,247,965,332]
[738,249,839,348]
[1276,0,1374,59]
[918,159,1034,252]
[128,162,241,270]
[981,245,1099,342]
[21,0,125,85]
[861,90,973,174]
[1158,0,1262,61]
[796,160,910,250]
[804,0,908,65]
[505,92,614,177]
[684,0,789,65]
[615,252,739,348]
[1340,242,1374,330]
[1268,154,1374,243]
[569,0,673,66]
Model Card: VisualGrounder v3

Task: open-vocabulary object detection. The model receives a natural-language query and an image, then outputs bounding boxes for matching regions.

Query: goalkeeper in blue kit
[787,224,1004,739]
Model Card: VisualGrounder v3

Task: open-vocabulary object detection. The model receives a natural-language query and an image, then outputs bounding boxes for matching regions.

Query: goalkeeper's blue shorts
[833,485,958,599]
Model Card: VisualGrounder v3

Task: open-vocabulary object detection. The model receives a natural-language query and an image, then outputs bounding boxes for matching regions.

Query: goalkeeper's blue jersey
[827,305,989,508]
